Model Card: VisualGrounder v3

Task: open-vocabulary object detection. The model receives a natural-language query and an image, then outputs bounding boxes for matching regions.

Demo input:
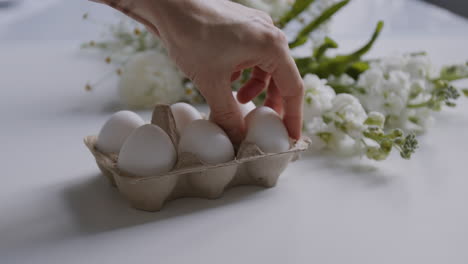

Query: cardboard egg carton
[84,105,310,211]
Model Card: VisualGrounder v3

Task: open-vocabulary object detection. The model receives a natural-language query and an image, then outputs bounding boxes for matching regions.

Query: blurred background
[1,2,468,263]
[0,0,467,42]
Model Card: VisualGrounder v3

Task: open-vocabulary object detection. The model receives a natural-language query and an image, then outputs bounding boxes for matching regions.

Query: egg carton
[84,105,310,211]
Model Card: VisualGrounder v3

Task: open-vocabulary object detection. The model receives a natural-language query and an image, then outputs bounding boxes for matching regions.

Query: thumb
[198,78,245,145]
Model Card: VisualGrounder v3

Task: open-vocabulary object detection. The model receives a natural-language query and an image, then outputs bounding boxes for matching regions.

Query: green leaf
[462,89,468,97]
[344,20,384,60]
[346,61,370,79]
[408,81,461,110]
[327,83,353,94]
[277,0,316,28]
[294,57,318,76]
[313,37,338,60]
[439,62,468,81]
[289,0,350,49]
[313,21,384,78]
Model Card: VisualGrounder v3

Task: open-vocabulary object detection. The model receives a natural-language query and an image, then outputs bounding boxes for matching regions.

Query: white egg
[233,91,255,117]
[178,120,234,164]
[96,110,145,154]
[245,106,290,153]
[118,124,177,177]
[170,102,203,134]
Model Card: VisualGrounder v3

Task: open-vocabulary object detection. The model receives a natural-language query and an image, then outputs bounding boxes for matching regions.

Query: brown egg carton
[84,105,310,211]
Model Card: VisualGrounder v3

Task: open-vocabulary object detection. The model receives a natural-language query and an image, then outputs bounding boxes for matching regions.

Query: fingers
[197,75,245,145]
[145,25,160,37]
[270,48,304,140]
[236,67,271,103]
[264,80,283,116]
[230,71,241,82]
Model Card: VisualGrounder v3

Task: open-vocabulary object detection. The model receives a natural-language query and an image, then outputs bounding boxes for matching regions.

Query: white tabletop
[1,1,468,264]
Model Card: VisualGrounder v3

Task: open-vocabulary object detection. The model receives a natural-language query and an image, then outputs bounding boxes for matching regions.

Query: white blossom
[328,73,356,86]
[365,111,385,128]
[356,68,411,117]
[303,74,336,120]
[370,54,435,80]
[328,94,368,139]
[305,117,335,150]
[118,51,185,109]
[388,108,434,133]
[355,54,437,133]
[303,82,369,154]
[404,55,435,79]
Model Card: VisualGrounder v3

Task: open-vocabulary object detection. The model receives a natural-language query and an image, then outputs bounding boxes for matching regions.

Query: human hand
[92,0,304,144]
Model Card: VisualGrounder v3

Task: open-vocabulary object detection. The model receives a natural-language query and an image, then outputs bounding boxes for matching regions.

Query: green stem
[277,0,316,28]
[346,21,384,59]
[407,101,430,109]
[289,0,350,49]
[313,37,338,60]
[313,21,384,78]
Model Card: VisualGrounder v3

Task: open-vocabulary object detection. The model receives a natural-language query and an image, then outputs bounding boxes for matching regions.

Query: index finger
[271,48,304,140]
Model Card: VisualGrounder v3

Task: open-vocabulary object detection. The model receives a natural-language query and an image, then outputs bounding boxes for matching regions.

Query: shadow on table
[300,151,395,187]
[63,173,265,234]
[325,158,393,187]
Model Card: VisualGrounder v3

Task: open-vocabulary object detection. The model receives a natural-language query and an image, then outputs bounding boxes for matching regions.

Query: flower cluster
[354,54,438,133]
[303,74,418,160]
[82,14,205,107]
[321,54,467,135]
[117,51,184,109]
[81,16,163,59]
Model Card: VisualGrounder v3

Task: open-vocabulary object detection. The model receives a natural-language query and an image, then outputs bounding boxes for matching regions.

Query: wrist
[90,0,173,27]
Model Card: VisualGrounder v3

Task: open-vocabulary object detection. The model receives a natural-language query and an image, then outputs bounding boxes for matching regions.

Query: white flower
[355,54,437,133]
[357,68,411,117]
[118,51,185,109]
[328,74,356,86]
[303,74,336,120]
[328,94,367,139]
[404,55,435,79]
[104,17,164,60]
[371,54,434,80]
[365,111,385,128]
[304,92,369,153]
[305,117,334,150]
[390,108,434,133]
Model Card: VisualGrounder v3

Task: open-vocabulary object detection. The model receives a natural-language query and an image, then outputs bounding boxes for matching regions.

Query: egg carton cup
[84,104,310,211]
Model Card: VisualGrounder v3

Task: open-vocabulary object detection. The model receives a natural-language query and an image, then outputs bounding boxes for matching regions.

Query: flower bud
[380,139,393,153]
[365,112,385,128]
[391,128,403,138]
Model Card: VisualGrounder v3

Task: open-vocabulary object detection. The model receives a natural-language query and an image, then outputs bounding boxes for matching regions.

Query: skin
[91,0,304,144]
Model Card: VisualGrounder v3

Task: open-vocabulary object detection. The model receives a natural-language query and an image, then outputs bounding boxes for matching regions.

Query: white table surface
[1,1,468,264]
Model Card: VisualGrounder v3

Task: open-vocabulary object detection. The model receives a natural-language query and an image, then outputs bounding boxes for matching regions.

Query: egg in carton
[84,104,310,211]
